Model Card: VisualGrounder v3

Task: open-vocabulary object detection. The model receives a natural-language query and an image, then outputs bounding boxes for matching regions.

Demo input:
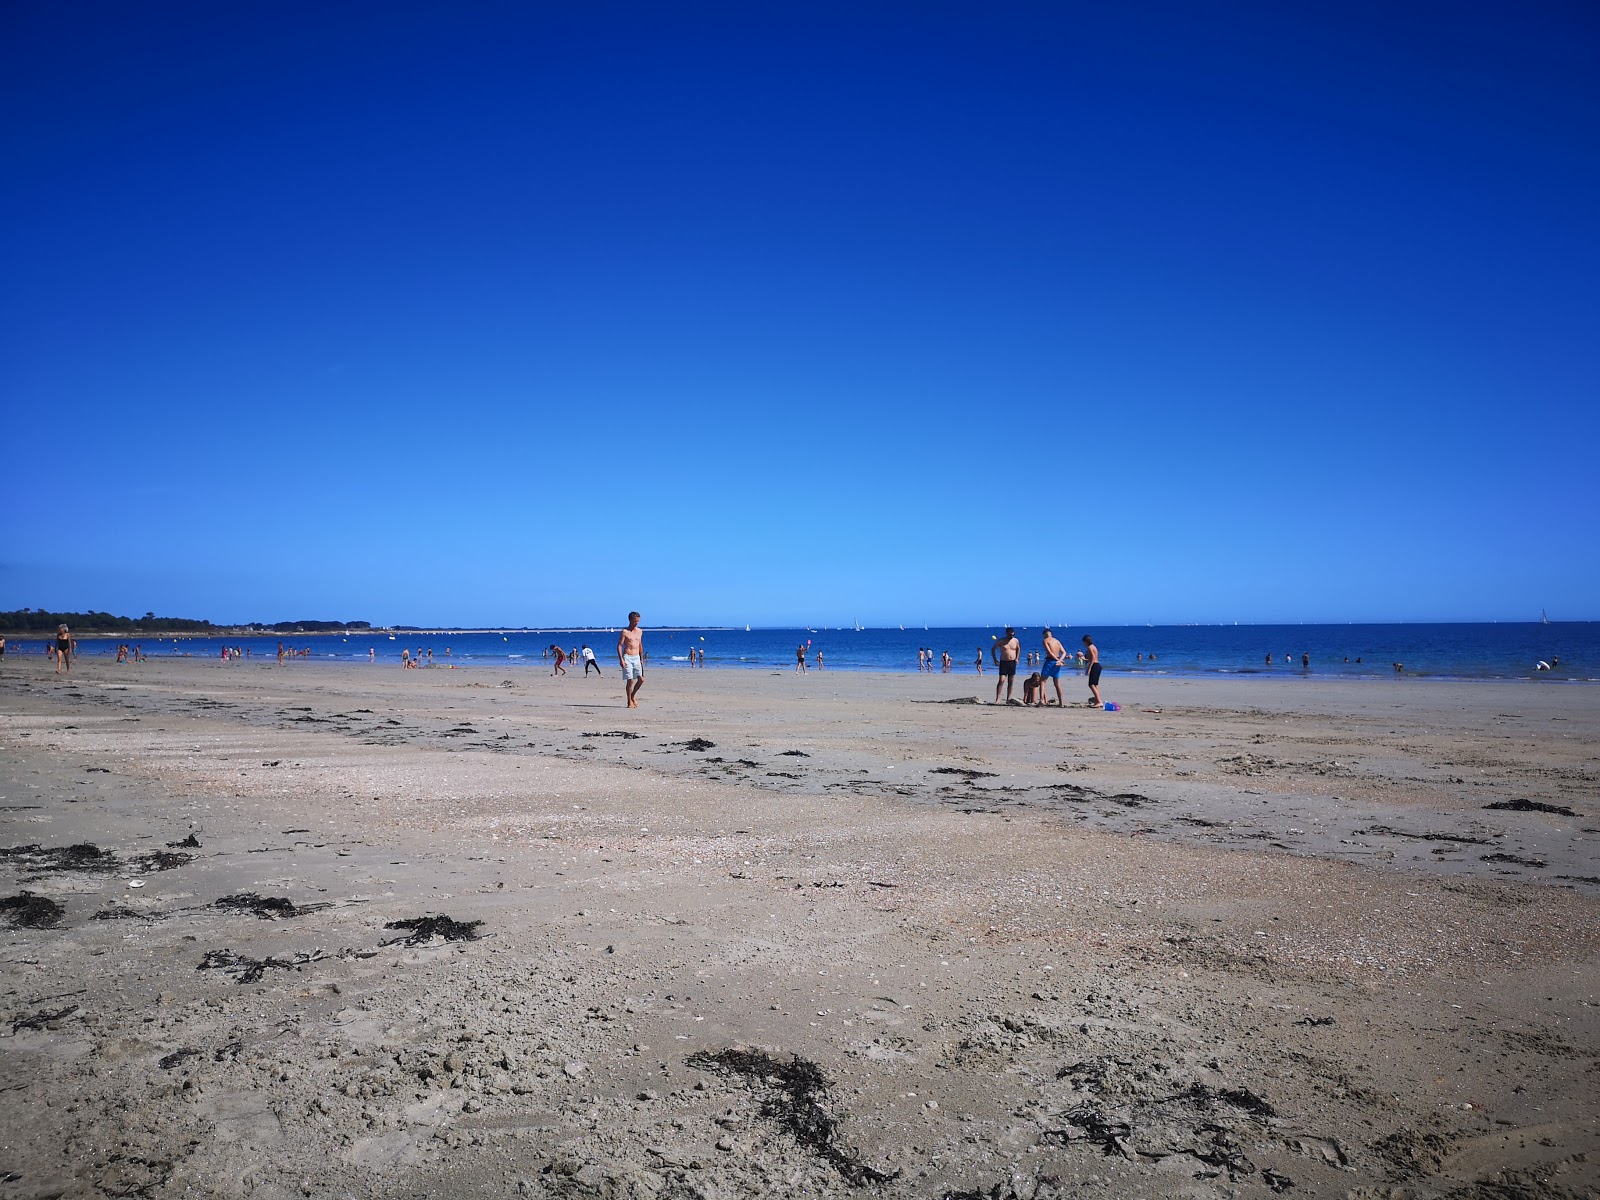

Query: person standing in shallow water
[617,612,644,707]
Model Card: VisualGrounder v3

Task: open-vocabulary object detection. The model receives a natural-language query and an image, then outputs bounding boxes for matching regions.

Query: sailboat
[1540,609,1550,625]
[854,619,863,632]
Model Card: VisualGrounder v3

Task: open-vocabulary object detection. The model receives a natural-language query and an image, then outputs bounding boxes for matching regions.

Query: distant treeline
[0,609,371,634]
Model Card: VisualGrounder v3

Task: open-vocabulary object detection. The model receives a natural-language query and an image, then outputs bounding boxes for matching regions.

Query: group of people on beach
[548,643,623,676]
[988,627,1105,708]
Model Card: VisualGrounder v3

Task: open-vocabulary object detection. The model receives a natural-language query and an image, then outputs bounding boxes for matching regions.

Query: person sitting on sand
[1022,671,1043,706]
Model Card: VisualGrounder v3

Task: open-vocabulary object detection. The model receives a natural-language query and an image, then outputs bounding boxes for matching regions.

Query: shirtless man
[991,627,1020,703]
[617,612,644,707]
[1039,627,1067,706]
[1083,634,1103,707]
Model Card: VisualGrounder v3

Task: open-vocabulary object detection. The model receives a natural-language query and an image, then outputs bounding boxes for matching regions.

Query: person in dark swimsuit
[55,624,72,674]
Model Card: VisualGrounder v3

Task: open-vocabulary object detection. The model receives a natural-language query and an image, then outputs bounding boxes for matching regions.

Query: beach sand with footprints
[2,657,1597,1199]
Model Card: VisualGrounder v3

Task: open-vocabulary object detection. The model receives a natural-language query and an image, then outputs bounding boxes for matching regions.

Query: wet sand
[2,657,1597,1199]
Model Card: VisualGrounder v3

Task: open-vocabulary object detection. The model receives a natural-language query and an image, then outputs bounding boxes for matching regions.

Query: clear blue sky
[4,2,1596,627]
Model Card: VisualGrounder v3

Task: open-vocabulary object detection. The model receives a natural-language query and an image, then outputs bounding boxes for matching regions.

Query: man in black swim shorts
[992,627,1020,704]
[1083,634,1102,707]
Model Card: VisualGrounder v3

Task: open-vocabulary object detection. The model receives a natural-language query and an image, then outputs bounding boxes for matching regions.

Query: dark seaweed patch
[197,948,327,985]
[1052,784,1154,807]
[91,906,156,922]
[1484,799,1578,816]
[129,850,192,872]
[583,730,642,739]
[382,914,483,945]
[11,1004,78,1033]
[214,893,327,920]
[0,843,118,875]
[1,891,65,929]
[1481,853,1547,868]
[930,767,997,779]
[688,1048,896,1186]
[158,1047,201,1070]
[166,833,201,849]
[780,750,811,757]
[1176,1082,1277,1118]
[1358,825,1494,845]
[766,771,802,780]
[678,738,716,752]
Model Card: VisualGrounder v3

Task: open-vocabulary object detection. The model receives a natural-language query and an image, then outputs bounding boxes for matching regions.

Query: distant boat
[745,625,750,632]
[854,619,863,632]
[1541,609,1550,624]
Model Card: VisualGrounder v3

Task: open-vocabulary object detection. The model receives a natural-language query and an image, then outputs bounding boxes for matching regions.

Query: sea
[41,623,1598,682]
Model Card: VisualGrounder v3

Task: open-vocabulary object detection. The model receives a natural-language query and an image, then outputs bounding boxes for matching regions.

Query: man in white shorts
[617,612,644,708]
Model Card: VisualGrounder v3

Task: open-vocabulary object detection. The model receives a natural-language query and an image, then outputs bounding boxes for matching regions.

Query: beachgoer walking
[551,645,567,675]
[992,627,1020,703]
[1040,627,1067,706]
[975,648,984,675]
[618,612,644,707]
[582,644,602,676]
[54,624,72,674]
[1083,634,1102,707]
[815,650,824,670]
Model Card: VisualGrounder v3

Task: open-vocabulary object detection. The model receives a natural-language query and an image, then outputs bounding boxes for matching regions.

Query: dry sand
[2,657,1597,1199]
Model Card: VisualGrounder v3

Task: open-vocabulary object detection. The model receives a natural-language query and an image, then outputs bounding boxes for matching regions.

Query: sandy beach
[2,657,1596,1199]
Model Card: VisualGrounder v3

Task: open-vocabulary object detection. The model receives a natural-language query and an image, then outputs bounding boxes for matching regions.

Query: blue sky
[3,2,1596,627]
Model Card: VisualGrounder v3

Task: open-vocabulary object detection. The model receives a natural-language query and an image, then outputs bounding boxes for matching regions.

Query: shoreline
[21,649,1599,685]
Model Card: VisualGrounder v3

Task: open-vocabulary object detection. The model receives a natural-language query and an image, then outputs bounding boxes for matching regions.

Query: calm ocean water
[45,622,1597,682]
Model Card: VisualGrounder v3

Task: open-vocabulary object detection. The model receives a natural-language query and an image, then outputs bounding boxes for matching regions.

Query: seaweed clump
[198,948,327,985]
[689,1048,897,1186]
[382,915,483,945]
[0,843,118,877]
[1,891,65,929]
[213,893,326,920]
[11,1004,79,1033]
[1484,799,1578,816]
